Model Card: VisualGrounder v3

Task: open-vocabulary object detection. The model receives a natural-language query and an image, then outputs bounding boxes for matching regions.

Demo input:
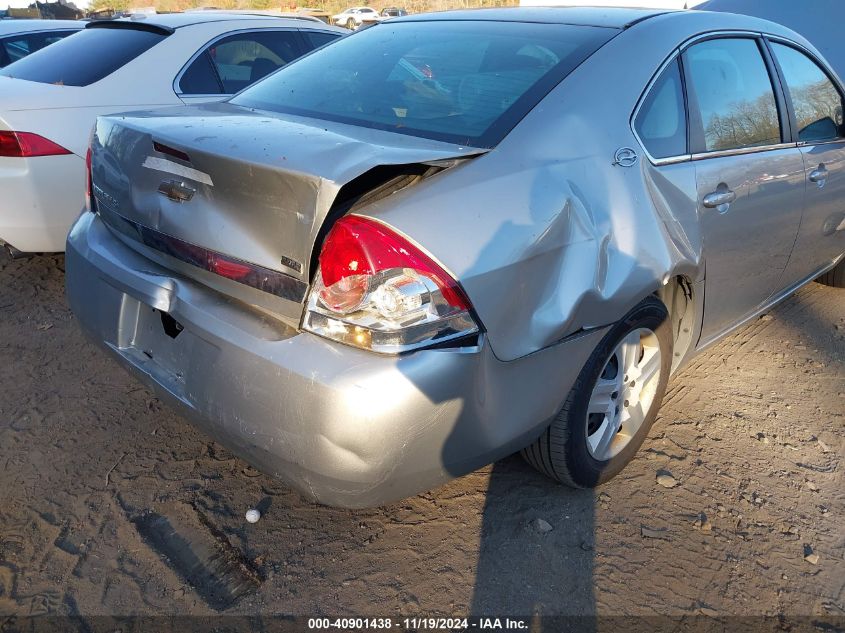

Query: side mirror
[799,116,838,142]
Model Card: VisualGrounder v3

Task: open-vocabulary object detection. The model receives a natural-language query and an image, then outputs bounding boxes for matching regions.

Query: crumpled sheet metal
[359,13,776,361]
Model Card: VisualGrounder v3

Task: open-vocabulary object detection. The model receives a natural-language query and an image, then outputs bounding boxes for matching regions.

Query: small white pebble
[245,509,261,523]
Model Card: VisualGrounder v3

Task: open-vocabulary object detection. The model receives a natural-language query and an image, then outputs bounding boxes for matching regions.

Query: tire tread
[521,296,672,489]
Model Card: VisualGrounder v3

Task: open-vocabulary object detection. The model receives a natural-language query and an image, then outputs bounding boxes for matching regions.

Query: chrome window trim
[683,32,787,157]
[797,138,845,148]
[630,50,691,166]
[765,35,845,145]
[631,29,807,166]
[690,142,798,161]
[172,26,307,98]
[765,34,845,94]
[650,154,692,166]
[677,29,764,54]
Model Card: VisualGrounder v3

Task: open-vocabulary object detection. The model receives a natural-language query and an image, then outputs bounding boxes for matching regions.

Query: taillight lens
[0,131,71,158]
[85,146,93,208]
[303,215,479,354]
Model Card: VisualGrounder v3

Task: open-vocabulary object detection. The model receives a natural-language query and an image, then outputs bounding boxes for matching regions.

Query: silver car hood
[92,102,485,288]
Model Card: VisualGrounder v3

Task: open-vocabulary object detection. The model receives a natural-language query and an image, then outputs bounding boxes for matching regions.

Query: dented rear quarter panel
[358,11,807,361]
[91,11,813,363]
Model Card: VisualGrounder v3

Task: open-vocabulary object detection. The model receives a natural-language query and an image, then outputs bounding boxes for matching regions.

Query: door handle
[809,165,828,186]
[702,189,737,209]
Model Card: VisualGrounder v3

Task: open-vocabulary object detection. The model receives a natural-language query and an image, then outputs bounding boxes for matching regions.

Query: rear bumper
[0,154,85,253]
[66,211,605,507]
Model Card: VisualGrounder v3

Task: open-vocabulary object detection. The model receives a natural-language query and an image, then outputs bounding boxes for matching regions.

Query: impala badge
[612,147,638,168]
[158,180,196,203]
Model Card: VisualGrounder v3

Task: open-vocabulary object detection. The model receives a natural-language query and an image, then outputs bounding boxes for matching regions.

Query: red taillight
[85,146,92,201]
[0,131,72,158]
[305,215,479,353]
[318,215,470,312]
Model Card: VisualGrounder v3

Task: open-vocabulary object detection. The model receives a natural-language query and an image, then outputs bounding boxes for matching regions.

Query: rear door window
[684,38,781,152]
[179,50,223,94]
[634,58,687,158]
[204,30,304,94]
[0,25,166,86]
[301,30,341,50]
[770,42,845,142]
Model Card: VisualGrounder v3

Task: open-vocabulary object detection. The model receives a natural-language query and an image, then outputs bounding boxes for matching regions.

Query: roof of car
[0,19,83,35]
[89,11,327,31]
[392,7,670,29]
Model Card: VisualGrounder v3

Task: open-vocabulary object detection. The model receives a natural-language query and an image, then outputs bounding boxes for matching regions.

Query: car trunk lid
[91,103,483,316]
[0,77,83,112]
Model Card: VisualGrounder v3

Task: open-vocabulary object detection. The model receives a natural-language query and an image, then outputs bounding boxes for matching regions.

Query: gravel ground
[0,253,843,620]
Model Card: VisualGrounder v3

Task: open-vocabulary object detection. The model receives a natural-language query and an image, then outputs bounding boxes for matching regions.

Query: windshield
[0,25,167,86]
[231,20,615,147]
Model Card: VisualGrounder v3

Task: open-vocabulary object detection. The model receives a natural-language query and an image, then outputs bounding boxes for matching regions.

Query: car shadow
[468,456,598,620]
[767,282,844,371]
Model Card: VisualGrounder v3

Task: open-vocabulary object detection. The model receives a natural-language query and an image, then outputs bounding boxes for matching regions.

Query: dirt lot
[0,253,843,621]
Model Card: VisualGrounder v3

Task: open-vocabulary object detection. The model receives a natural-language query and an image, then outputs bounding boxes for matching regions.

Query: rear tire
[522,296,672,488]
[346,18,356,29]
[815,259,845,288]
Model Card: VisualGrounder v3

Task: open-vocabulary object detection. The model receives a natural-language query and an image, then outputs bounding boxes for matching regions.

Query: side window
[205,31,304,95]
[1,36,32,65]
[43,32,77,46]
[770,42,845,142]
[685,38,781,152]
[302,31,341,50]
[0,31,77,68]
[179,51,223,95]
[634,58,687,159]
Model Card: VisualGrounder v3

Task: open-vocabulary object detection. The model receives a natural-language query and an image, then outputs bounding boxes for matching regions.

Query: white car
[0,19,82,68]
[0,13,344,254]
[332,7,379,29]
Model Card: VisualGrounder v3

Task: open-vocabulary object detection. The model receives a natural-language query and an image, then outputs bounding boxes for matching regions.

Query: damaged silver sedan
[66,7,845,507]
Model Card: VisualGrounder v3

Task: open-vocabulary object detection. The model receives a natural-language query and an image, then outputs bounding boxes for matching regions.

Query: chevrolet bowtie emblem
[158,180,196,203]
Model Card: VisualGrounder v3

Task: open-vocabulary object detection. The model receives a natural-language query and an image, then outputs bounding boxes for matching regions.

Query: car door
[767,39,845,287]
[176,29,307,104]
[683,36,806,344]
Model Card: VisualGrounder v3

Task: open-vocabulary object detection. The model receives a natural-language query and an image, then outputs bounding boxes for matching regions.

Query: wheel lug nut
[630,380,636,387]
[624,400,630,407]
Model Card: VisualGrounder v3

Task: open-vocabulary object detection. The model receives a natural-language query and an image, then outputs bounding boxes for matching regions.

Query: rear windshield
[0,25,167,86]
[231,20,615,147]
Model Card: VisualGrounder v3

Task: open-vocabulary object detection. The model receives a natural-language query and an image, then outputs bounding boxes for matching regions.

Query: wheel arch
[653,274,698,373]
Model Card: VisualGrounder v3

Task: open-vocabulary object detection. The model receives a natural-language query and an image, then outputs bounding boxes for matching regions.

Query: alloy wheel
[585,328,662,461]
